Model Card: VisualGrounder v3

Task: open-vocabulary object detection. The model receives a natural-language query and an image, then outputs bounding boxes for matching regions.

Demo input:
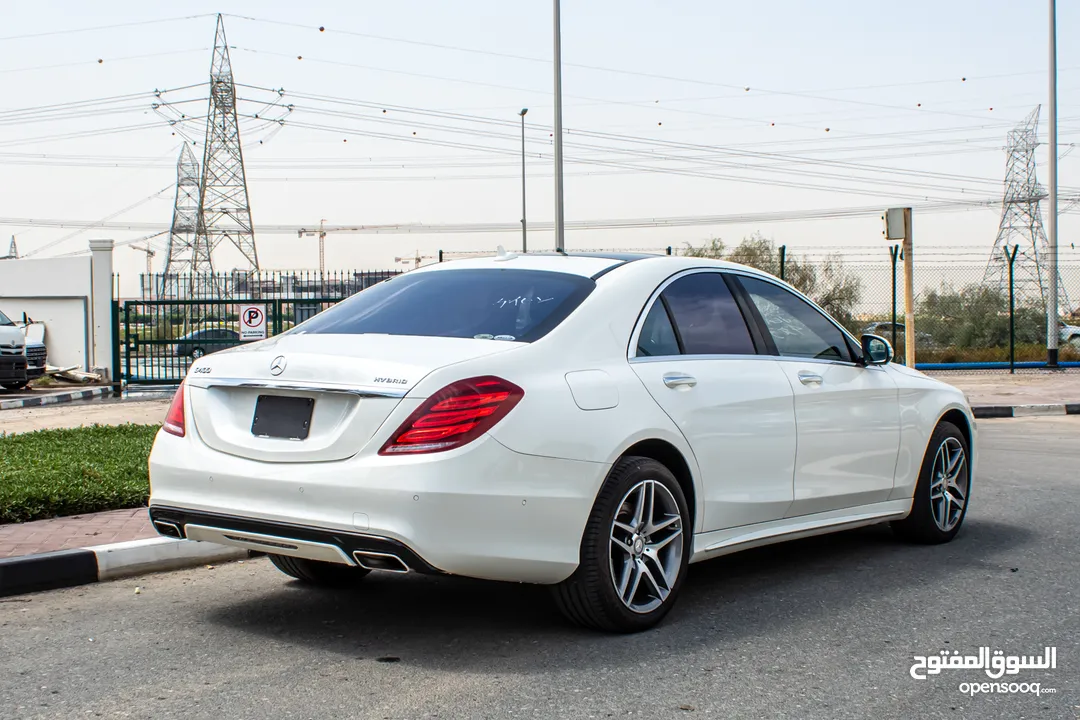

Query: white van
[0,309,28,391]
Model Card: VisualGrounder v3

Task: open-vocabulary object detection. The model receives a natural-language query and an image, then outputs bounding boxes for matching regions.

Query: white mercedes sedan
[148,252,975,633]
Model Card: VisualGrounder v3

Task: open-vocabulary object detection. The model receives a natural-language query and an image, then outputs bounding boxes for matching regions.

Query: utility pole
[1048,0,1060,367]
[519,108,528,253]
[552,0,566,252]
[884,207,915,367]
[903,208,915,368]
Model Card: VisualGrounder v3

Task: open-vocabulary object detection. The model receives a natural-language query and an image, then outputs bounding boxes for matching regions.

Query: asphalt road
[1,417,1078,720]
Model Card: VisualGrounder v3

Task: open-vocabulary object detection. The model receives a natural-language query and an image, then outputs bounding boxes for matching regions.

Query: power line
[0,14,215,42]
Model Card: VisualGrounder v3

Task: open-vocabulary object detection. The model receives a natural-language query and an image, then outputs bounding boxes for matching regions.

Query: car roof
[411,251,766,281]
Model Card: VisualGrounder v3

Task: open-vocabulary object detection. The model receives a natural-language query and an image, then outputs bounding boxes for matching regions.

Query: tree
[683,233,863,330]
[917,284,1046,349]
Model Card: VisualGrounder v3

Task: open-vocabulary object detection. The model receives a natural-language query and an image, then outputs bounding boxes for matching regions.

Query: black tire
[1,381,28,391]
[552,456,691,633]
[191,348,206,359]
[267,554,370,587]
[891,421,971,544]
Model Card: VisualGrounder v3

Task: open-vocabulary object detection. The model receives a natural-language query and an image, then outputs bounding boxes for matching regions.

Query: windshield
[292,268,595,342]
[0,310,13,326]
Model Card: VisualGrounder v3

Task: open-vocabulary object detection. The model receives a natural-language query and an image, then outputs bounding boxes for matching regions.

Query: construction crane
[297,219,327,275]
[394,249,437,270]
[131,244,157,299]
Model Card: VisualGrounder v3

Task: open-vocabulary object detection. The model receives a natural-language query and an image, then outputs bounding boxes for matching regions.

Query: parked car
[172,327,241,359]
[149,253,976,633]
[862,321,935,348]
[24,341,47,381]
[1060,320,1080,347]
[0,308,28,391]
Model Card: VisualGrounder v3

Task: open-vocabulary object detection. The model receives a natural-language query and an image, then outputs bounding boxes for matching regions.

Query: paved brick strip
[0,507,156,559]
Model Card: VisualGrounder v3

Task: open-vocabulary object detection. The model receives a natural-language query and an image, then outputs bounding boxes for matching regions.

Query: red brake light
[163,381,186,437]
[379,376,523,455]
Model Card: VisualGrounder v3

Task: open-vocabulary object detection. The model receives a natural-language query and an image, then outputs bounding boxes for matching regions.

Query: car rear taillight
[162,381,186,437]
[379,376,523,455]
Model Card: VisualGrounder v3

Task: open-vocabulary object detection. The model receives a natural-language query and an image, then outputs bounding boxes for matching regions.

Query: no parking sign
[240,305,267,340]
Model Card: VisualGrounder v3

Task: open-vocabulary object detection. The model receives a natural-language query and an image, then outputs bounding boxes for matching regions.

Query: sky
[2,0,1080,295]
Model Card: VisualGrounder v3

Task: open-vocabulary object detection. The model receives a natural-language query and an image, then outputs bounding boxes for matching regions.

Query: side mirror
[860,334,893,366]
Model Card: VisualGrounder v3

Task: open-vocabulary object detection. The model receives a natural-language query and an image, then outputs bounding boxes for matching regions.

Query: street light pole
[519,108,528,253]
[1048,0,1060,367]
[552,0,566,252]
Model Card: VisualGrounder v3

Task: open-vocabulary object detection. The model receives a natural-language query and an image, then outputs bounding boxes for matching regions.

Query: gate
[119,296,346,385]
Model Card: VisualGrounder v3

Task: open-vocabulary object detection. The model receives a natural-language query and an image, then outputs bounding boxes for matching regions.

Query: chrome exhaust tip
[153,520,183,539]
[352,550,409,573]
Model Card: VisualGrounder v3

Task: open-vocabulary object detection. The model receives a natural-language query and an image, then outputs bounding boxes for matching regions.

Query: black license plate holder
[251,395,314,440]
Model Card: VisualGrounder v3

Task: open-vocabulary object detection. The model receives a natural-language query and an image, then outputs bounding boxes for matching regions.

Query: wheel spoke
[613,519,636,535]
[647,525,683,553]
[647,513,680,535]
[610,535,635,556]
[946,445,964,477]
[644,481,656,531]
[630,484,647,532]
[615,555,634,598]
[638,558,667,600]
[947,486,966,510]
[622,560,642,604]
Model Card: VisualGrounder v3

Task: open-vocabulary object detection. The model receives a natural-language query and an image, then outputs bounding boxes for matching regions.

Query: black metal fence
[119,269,401,385]
[139,269,400,301]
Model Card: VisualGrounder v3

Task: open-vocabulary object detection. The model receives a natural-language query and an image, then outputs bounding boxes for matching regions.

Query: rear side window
[636,301,681,357]
[660,273,755,355]
[293,268,595,342]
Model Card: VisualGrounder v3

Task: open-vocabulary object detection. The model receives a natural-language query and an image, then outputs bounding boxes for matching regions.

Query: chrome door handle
[798,371,823,386]
[662,373,697,389]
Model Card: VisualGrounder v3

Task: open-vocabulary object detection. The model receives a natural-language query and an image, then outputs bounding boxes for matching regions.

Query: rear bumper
[147,506,445,574]
[148,432,609,584]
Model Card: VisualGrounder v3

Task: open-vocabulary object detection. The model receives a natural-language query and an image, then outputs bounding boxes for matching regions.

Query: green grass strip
[0,424,160,524]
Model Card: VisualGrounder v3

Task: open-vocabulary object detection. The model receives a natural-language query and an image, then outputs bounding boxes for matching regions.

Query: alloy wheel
[930,437,967,532]
[609,478,684,614]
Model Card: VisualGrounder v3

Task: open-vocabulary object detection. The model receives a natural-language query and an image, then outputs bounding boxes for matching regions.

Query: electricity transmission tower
[984,106,1069,311]
[195,14,259,272]
[162,144,213,297]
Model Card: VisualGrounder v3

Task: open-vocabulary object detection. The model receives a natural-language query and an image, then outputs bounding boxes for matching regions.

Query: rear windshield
[292,268,595,342]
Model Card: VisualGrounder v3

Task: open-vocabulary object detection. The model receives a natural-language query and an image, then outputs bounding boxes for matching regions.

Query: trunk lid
[184,333,520,463]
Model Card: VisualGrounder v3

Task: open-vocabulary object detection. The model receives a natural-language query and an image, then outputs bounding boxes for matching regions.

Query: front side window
[293,268,595,343]
[0,310,13,326]
[660,273,755,355]
[739,276,852,362]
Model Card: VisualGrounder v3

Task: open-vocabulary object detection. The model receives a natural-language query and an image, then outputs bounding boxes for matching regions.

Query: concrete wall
[0,243,114,374]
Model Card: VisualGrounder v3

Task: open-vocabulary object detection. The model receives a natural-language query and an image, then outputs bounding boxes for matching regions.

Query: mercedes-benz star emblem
[270,355,287,376]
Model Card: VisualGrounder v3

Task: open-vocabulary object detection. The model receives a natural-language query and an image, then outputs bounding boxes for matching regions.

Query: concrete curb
[0,537,247,597]
[972,403,1080,419]
[0,387,111,411]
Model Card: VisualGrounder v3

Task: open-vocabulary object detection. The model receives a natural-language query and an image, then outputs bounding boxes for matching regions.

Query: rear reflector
[162,381,186,437]
[378,376,523,455]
